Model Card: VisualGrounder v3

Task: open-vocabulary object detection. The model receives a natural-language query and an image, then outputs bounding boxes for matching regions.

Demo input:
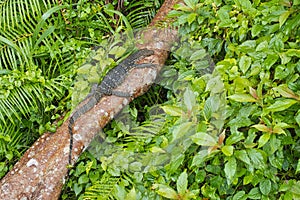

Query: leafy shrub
[1,0,300,199]
[63,0,300,199]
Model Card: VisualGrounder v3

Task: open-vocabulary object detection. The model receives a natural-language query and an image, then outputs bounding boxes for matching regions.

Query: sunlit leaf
[296,159,300,174]
[248,187,261,199]
[247,149,266,170]
[228,94,257,102]
[224,157,236,185]
[172,122,193,142]
[265,99,298,112]
[184,87,196,111]
[235,150,251,165]
[258,133,271,148]
[252,124,270,133]
[177,171,188,195]
[273,85,299,99]
[222,145,234,156]
[239,55,252,74]
[161,105,183,116]
[279,11,291,28]
[190,132,218,146]
[153,184,178,199]
[259,179,271,195]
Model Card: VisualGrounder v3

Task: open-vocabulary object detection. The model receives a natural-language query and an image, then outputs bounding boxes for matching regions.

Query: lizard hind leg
[133,63,157,68]
[111,90,132,97]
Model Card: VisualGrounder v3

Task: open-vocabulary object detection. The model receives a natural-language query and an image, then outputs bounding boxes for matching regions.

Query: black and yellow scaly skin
[68,49,155,164]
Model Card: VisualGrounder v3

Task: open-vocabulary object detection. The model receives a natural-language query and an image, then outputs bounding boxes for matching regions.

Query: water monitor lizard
[68,48,155,164]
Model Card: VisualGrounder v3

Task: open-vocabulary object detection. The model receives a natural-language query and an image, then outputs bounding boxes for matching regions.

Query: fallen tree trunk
[0,0,180,199]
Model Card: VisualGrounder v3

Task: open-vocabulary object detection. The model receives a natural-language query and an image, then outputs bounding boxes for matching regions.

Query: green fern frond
[0,122,23,160]
[0,0,73,127]
[130,114,166,137]
[0,77,66,125]
[126,0,156,28]
[0,0,67,69]
[83,173,120,200]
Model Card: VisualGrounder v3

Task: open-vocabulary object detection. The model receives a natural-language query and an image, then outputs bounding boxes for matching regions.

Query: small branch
[0,0,180,199]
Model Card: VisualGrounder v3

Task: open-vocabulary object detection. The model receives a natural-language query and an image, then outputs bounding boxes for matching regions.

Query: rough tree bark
[0,0,180,199]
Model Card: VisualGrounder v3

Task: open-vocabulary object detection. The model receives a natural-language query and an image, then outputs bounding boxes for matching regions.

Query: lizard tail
[68,115,77,165]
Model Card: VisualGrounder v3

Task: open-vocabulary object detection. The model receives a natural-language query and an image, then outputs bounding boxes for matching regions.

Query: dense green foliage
[1,0,300,199]
[0,0,160,181]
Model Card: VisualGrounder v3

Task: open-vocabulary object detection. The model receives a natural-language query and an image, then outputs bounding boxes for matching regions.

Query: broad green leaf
[243,174,254,185]
[222,145,234,156]
[184,87,196,111]
[235,150,251,165]
[286,49,300,57]
[269,152,284,169]
[247,187,261,199]
[191,150,208,167]
[203,95,224,121]
[190,49,207,61]
[224,157,237,185]
[77,63,94,75]
[190,132,218,146]
[203,98,212,121]
[256,41,268,52]
[251,24,263,37]
[73,183,83,196]
[228,94,257,102]
[78,174,89,184]
[296,112,300,126]
[233,191,247,200]
[239,55,252,74]
[125,187,136,200]
[85,161,93,175]
[247,149,266,169]
[265,99,298,112]
[129,162,142,172]
[177,171,188,195]
[273,84,299,99]
[252,124,269,132]
[279,11,291,28]
[274,65,290,80]
[263,54,279,70]
[226,132,245,145]
[184,0,197,9]
[217,6,230,20]
[150,147,166,153]
[259,179,271,195]
[187,13,197,25]
[239,40,256,51]
[279,52,292,65]
[153,184,178,199]
[0,134,11,142]
[5,152,13,161]
[235,0,253,13]
[258,133,271,148]
[296,159,300,174]
[161,105,183,116]
[109,46,127,57]
[273,123,288,134]
[172,122,193,142]
[206,75,225,94]
[114,185,126,200]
